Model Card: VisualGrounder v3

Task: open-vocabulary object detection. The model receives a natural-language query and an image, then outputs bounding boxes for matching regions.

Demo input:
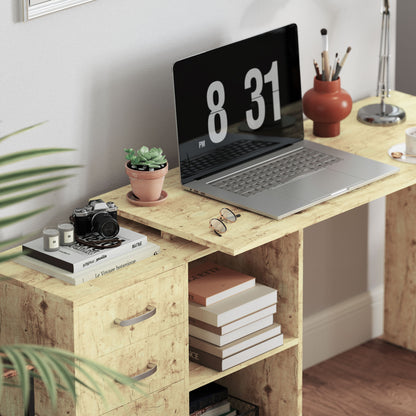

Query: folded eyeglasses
[209,208,241,237]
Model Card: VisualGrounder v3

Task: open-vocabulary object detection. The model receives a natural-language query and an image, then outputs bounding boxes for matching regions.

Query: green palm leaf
[0,207,51,228]
[0,123,143,413]
[0,122,45,145]
[0,148,75,167]
[21,348,58,409]
[0,252,24,264]
[0,355,3,400]
[0,345,143,411]
[57,354,111,405]
[0,165,81,185]
[0,237,27,250]
[40,354,78,401]
[0,186,64,209]
[1,346,31,410]
[0,175,74,196]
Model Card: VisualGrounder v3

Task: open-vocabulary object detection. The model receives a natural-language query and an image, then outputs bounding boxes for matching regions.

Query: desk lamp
[357,0,406,125]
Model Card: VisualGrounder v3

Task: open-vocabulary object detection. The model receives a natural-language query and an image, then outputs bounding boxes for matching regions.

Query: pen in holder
[303,76,352,138]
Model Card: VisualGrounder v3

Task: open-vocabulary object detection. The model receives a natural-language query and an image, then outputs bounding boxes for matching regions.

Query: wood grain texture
[103,380,187,416]
[76,324,186,415]
[76,265,186,357]
[223,346,301,416]
[384,185,416,350]
[98,91,416,257]
[3,92,416,415]
[189,232,303,415]
[0,383,28,416]
[0,254,188,415]
[303,339,416,416]
[1,218,212,306]
[188,336,298,391]
[0,279,76,415]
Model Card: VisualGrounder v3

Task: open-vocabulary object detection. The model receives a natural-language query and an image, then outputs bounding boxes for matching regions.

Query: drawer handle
[114,305,156,327]
[132,362,157,381]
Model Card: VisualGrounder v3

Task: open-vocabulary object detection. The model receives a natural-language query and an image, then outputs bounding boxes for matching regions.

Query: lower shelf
[188,336,299,391]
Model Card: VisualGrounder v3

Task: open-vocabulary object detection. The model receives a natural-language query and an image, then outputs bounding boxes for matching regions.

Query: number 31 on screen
[206,60,281,143]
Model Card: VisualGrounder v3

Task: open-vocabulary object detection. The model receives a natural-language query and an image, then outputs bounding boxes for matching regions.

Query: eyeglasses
[209,208,241,237]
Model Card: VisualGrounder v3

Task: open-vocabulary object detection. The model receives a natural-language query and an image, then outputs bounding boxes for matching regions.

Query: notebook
[172,23,398,220]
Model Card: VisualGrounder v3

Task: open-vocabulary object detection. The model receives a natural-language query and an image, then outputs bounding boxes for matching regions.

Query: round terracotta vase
[125,162,168,202]
[303,77,352,137]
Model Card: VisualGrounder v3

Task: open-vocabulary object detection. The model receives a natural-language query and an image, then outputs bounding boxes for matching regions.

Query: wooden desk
[1,91,415,415]
[103,91,416,257]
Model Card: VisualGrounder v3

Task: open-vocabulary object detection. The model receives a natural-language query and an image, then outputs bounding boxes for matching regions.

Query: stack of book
[188,261,283,372]
[15,227,160,285]
[189,383,236,416]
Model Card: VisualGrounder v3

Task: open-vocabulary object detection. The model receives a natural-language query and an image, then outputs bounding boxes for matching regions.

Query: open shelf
[188,336,299,391]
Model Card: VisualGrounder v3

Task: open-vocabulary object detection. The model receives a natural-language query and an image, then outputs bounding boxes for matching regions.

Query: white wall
[0,0,395,366]
[396,0,416,94]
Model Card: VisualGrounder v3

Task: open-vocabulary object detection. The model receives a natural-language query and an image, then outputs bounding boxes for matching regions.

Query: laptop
[172,23,398,220]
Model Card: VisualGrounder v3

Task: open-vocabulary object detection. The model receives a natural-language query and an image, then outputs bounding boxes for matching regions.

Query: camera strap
[75,233,122,249]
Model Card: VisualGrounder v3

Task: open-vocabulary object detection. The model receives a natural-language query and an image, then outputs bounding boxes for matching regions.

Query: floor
[303,339,416,416]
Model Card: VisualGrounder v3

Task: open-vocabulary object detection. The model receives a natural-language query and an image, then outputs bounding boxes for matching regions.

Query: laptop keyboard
[180,139,276,179]
[209,147,342,197]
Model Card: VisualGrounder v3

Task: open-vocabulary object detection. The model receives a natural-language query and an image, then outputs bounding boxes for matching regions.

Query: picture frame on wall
[23,0,95,21]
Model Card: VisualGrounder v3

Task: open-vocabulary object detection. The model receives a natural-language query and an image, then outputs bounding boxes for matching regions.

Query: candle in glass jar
[58,223,74,246]
[43,227,60,251]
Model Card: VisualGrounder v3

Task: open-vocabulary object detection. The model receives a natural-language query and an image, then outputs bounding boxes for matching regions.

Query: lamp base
[357,103,406,126]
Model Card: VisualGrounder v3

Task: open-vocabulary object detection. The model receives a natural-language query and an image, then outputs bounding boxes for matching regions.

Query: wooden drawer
[76,323,187,415]
[0,383,26,416]
[103,380,187,416]
[76,264,186,357]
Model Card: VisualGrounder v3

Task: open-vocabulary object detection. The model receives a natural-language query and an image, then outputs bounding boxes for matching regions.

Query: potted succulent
[124,146,168,202]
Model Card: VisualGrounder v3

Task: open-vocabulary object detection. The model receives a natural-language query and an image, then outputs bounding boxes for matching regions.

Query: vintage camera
[72,199,119,238]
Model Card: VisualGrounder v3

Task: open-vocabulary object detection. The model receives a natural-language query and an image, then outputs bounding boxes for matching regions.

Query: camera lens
[92,212,120,238]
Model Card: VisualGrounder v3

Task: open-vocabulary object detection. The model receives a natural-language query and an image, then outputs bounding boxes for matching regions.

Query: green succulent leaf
[139,146,149,155]
[125,145,167,169]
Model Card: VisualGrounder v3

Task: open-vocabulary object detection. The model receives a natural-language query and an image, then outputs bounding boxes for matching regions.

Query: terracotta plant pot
[303,77,352,137]
[125,162,168,202]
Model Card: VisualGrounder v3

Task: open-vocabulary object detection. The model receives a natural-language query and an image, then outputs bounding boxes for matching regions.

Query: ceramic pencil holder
[303,77,352,138]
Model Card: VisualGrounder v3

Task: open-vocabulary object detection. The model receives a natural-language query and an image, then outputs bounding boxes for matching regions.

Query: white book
[22,227,147,273]
[190,315,274,347]
[189,333,284,372]
[188,283,278,327]
[189,304,277,336]
[15,242,160,285]
[190,323,281,358]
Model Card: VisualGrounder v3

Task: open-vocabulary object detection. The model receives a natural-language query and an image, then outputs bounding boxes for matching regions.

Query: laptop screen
[173,23,304,184]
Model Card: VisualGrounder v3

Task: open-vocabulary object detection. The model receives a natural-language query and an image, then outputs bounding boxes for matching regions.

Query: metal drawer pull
[132,363,157,381]
[114,305,156,327]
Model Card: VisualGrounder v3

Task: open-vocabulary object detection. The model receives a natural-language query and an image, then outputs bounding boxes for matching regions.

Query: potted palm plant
[124,146,168,203]
[0,124,142,413]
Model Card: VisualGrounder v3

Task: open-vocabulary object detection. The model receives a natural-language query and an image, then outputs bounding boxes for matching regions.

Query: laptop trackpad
[274,169,362,203]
